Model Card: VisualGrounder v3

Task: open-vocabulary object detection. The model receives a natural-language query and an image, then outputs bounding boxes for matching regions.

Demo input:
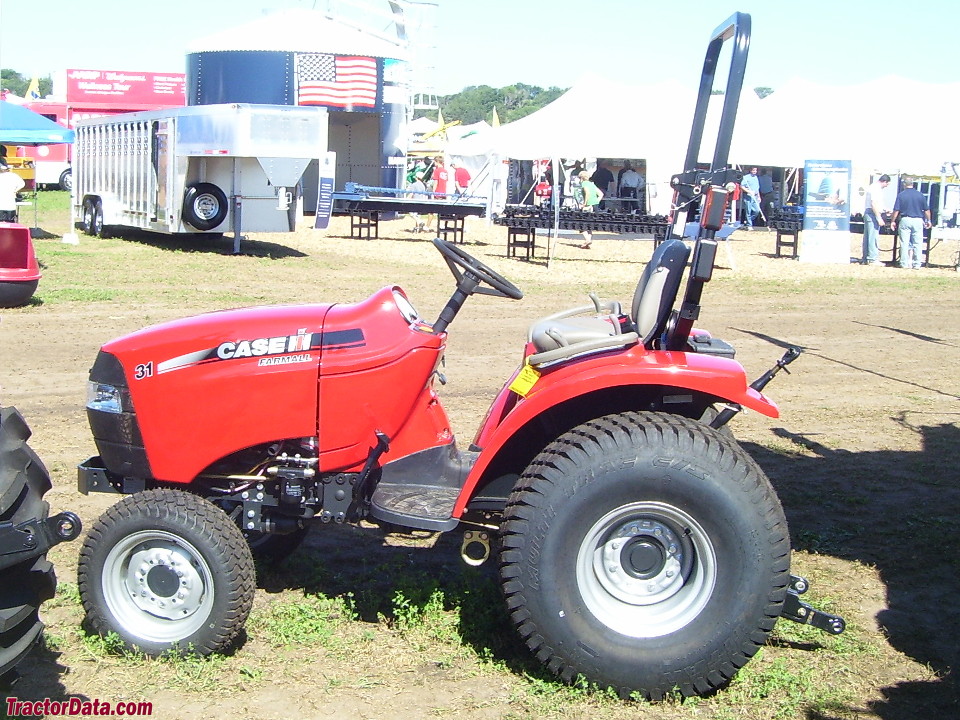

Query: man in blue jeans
[890,179,932,269]
[741,167,761,229]
[861,174,891,265]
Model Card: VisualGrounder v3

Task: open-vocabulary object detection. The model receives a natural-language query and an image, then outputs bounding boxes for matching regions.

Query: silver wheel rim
[194,194,220,220]
[576,501,716,638]
[101,530,215,644]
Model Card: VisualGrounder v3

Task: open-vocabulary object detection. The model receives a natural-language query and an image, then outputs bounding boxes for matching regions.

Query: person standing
[451,161,471,197]
[740,167,761,230]
[590,161,614,210]
[618,162,644,214]
[431,156,449,199]
[890,178,932,269]
[405,157,428,232]
[861,174,891,265]
[0,163,25,222]
[757,168,775,225]
[577,170,603,249]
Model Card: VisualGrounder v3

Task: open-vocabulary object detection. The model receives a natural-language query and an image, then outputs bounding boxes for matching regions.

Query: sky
[1,0,958,96]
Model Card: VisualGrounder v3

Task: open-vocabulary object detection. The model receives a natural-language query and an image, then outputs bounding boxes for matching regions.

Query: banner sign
[314,152,337,229]
[801,159,851,263]
[65,69,185,105]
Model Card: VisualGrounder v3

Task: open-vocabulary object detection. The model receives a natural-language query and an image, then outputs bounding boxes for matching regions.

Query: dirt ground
[1,212,958,719]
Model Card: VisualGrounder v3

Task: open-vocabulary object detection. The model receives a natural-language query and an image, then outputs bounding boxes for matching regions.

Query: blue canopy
[0,101,75,145]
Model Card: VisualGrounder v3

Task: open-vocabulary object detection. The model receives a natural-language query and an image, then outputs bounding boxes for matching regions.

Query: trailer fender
[454,350,779,516]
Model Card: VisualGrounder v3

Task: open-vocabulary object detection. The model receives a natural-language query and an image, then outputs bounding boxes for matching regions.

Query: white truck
[73,104,328,246]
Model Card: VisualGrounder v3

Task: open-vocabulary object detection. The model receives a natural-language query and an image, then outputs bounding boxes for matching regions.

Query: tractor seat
[527,238,691,366]
[529,300,623,353]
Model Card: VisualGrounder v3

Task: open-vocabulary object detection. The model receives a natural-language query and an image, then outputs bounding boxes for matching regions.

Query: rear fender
[454,346,778,516]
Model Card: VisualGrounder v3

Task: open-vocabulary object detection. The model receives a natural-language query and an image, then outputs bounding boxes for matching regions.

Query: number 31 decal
[134,362,154,380]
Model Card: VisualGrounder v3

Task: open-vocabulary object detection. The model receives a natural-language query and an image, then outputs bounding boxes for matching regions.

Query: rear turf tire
[78,489,255,656]
[499,411,790,699]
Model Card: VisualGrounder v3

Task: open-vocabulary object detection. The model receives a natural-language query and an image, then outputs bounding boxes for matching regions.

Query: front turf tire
[78,489,255,656]
[499,411,790,699]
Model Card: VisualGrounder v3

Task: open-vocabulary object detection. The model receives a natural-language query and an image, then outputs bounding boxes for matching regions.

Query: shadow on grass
[255,522,554,684]
[106,229,308,259]
[1,636,86,711]
[745,416,960,719]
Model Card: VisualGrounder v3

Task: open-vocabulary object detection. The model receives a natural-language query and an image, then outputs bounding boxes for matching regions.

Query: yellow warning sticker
[509,363,541,397]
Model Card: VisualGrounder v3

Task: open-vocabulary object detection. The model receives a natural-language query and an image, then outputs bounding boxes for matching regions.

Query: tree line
[417,83,568,125]
[0,70,53,99]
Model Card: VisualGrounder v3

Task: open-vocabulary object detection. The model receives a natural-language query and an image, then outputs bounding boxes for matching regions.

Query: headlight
[393,289,420,324]
[86,382,123,414]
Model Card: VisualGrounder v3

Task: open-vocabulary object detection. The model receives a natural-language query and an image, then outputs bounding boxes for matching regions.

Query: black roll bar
[666,12,751,351]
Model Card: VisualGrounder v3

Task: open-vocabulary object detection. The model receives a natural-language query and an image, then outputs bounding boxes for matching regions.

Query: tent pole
[549,156,559,268]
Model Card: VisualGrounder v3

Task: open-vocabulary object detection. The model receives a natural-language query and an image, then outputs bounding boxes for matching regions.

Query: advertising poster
[314,152,337,229]
[801,159,851,263]
[65,69,185,105]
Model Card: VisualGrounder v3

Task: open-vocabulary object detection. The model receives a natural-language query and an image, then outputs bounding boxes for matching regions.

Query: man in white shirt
[861,174,890,266]
[618,162,645,214]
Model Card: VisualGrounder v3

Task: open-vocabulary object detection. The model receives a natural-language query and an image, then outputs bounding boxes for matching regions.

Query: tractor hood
[89,287,445,483]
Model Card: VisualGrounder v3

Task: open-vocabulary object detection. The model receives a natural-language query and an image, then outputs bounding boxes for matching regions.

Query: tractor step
[369,483,460,532]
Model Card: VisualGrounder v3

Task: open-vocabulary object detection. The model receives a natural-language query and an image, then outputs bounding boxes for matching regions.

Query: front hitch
[710,346,803,429]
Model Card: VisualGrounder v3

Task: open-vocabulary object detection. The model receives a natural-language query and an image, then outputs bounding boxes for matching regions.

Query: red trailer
[21,69,186,190]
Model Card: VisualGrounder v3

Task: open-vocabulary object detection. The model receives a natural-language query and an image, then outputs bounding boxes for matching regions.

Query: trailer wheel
[182,183,228,231]
[78,489,255,656]
[0,408,58,681]
[58,169,73,193]
[499,411,790,699]
[80,199,95,235]
[91,200,109,238]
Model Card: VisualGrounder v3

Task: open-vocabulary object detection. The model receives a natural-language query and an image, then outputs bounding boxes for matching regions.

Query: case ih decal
[154,328,365,376]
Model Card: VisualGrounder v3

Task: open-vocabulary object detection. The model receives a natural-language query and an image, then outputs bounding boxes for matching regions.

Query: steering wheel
[432,238,523,300]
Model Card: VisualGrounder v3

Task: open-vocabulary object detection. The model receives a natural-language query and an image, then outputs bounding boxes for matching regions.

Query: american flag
[296,54,378,109]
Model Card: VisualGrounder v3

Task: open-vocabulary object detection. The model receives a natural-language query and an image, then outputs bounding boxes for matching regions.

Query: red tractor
[75,13,842,699]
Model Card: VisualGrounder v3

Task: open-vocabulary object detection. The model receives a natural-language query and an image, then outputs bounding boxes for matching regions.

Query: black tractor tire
[182,183,228,231]
[78,489,255,656]
[0,407,58,681]
[499,411,790,699]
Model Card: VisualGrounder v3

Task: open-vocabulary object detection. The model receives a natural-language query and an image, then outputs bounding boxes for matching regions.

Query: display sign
[314,152,337,229]
[65,69,185,105]
[801,159,851,264]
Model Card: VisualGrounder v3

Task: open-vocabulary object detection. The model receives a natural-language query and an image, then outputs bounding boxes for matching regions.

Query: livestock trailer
[73,104,328,241]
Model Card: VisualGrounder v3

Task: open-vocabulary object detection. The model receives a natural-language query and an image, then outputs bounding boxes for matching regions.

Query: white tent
[730,76,960,176]
[446,73,711,217]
